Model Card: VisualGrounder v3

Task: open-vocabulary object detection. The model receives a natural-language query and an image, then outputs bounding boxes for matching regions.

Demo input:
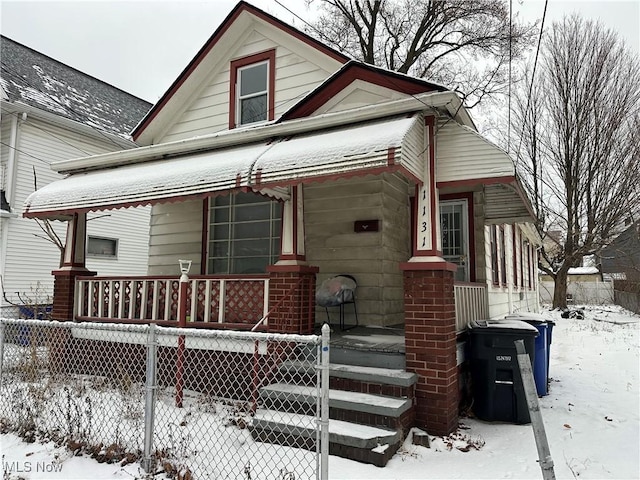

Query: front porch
[72,274,488,335]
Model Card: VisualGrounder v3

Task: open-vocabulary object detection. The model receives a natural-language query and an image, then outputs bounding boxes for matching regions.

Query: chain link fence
[0,318,329,479]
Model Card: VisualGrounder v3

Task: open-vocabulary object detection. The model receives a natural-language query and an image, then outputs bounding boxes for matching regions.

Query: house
[0,36,152,313]
[20,1,541,464]
[539,266,602,283]
[601,219,640,282]
[601,219,640,313]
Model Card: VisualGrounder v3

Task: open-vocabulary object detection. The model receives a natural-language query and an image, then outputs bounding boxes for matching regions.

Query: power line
[273,0,335,44]
[2,109,91,157]
[515,0,549,164]
[507,0,513,154]
[0,140,50,165]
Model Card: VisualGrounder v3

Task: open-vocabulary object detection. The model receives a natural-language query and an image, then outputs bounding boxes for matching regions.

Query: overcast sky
[2,0,639,103]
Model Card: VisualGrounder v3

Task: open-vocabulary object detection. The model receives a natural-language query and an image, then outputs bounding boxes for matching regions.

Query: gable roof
[279,60,448,121]
[131,1,350,142]
[0,35,151,139]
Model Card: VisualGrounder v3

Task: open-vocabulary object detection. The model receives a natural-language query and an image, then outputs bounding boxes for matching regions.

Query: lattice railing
[75,276,269,327]
[454,282,489,332]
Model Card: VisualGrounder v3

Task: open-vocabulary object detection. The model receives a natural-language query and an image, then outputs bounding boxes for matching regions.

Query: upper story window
[229,50,275,129]
[238,62,268,125]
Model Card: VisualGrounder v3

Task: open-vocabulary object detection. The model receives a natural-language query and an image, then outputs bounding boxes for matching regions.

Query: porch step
[330,343,406,370]
[280,361,417,388]
[252,352,417,466]
[259,383,412,418]
[250,410,402,468]
[253,382,412,466]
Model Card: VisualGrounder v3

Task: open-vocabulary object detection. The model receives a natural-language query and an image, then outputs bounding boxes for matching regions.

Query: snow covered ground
[2,305,638,479]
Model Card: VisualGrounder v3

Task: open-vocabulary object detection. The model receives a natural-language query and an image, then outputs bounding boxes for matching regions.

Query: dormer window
[229,50,275,129]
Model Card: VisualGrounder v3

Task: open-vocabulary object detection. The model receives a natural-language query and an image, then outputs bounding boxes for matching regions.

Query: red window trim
[527,244,533,289]
[520,236,525,290]
[490,225,499,286]
[229,49,276,129]
[439,192,475,282]
[499,225,507,286]
[513,227,518,287]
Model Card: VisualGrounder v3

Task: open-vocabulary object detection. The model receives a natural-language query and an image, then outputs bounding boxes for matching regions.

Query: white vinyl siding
[483,223,540,318]
[436,120,515,183]
[1,117,150,305]
[147,200,203,276]
[160,27,339,143]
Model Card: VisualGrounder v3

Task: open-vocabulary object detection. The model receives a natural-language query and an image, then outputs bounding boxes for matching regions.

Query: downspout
[507,224,514,314]
[1,112,23,296]
[6,113,25,205]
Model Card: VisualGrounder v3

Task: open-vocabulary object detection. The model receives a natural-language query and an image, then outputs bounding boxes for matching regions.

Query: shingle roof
[0,35,151,138]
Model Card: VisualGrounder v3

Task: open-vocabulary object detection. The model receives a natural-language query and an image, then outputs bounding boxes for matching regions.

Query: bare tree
[306,0,536,107]
[511,15,640,308]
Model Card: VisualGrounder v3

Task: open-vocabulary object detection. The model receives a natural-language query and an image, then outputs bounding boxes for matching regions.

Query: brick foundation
[266,264,318,334]
[401,264,458,436]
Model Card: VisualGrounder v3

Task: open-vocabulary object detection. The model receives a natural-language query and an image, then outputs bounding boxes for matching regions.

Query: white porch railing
[75,276,269,326]
[454,282,488,332]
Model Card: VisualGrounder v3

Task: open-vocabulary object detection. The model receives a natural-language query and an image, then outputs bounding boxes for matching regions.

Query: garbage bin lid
[471,319,539,334]
[505,312,550,321]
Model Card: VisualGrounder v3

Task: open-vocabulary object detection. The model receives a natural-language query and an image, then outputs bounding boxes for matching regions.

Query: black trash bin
[468,319,538,424]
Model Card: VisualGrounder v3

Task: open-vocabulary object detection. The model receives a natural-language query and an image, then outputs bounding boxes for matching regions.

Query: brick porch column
[51,268,95,321]
[266,264,318,335]
[401,262,458,436]
[51,212,95,321]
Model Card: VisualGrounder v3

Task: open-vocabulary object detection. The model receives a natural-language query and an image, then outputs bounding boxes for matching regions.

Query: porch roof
[23,113,423,219]
[435,120,537,225]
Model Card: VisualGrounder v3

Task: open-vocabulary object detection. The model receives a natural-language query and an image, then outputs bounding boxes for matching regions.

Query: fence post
[320,324,330,480]
[176,261,190,408]
[0,321,5,384]
[142,323,158,473]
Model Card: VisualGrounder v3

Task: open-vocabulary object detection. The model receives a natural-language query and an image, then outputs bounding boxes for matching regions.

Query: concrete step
[329,346,406,369]
[250,409,403,467]
[259,383,412,418]
[279,360,417,388]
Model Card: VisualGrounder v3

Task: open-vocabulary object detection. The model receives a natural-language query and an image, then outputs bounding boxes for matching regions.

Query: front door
[440,200,469,282]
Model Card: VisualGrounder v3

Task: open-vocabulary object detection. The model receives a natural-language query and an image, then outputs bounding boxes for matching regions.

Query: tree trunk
[552,269,569,309]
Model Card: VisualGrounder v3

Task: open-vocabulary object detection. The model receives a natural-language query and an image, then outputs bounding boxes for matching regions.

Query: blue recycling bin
[506,314,551,396]
[546,319,555,386]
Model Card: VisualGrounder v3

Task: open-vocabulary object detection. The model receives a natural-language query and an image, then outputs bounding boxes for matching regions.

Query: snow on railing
[74,275,269,327]
[454,282,489,332]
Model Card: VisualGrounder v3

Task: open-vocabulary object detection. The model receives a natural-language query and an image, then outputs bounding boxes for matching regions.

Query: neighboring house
[600,219,640,313]
[21,2,541,463]
[540,266,602,283]
[601,219,640,281]
[0,36,152,311]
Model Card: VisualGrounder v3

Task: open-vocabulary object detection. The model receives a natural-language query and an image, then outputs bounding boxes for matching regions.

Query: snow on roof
[24,114,421,217]
[0,36,151,138]
[568,266,600,275]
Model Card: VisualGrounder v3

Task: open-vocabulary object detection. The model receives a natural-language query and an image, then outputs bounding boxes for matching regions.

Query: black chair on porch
[315,274,359,331]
